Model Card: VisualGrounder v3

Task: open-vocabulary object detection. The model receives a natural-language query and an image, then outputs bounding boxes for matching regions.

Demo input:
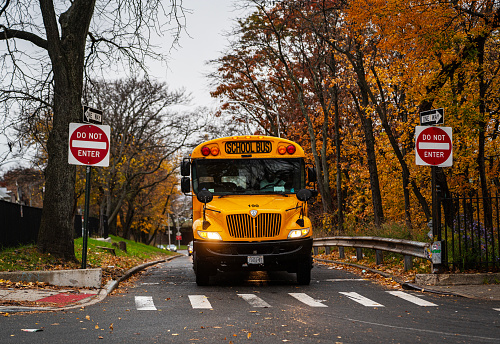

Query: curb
[313,257,465,298]
[0,255,181,313]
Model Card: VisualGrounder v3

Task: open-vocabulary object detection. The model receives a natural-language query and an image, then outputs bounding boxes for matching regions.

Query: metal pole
[168,219,171,246]
[81,166,92,269]
[432,166,438,239]
[431,165,443,273]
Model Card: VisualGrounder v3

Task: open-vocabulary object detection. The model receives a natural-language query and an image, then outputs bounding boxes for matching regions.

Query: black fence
[0,200,42,248]
[0,200,109,249]
[440,192,500,271]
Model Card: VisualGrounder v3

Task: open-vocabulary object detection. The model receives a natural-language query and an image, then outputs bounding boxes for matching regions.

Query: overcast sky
[161,0,247,108]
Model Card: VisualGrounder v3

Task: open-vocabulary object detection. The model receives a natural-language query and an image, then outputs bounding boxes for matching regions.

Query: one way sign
[420,108,444,126]
[83,106,103,125]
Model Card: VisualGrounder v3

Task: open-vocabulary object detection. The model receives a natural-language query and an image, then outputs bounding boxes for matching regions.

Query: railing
[441,192,500,271]
[313,236,430,271]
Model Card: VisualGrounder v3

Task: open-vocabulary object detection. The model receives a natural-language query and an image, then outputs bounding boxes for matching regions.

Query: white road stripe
[135,296,157,310]
[339,292,384,307]
[289,293,328,307]
[238,294,271,308]
[494,308,500,312]
[189,295,212,309]
[387,291,438,306]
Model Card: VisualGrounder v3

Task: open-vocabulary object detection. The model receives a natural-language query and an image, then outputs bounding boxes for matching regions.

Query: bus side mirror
[307,167,317,183]
[181,159,191,176]
[181,177,191,194]
[296,188,313,202]
[197,189,213,204]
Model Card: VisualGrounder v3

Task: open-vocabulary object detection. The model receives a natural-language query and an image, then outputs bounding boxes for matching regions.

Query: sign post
[69,122,110,269]
[415,124,452,273]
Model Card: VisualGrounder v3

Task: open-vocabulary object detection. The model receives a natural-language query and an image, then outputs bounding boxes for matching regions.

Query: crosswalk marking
[387,291,438,306]
[135,296,157,310]
[494,308,500,312]
[134,291,450,311]
[189,295,212,309]
[238,294,271,308]
[339,292,384,307]
[289,293,328,307]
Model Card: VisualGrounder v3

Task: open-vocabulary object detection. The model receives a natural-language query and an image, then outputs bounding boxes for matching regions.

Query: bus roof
[190,135,305,159]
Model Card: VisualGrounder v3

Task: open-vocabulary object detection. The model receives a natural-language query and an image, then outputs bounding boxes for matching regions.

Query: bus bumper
[193,237,313,273]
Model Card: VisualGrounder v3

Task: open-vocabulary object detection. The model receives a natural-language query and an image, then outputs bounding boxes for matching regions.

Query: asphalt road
[1,254,499,343]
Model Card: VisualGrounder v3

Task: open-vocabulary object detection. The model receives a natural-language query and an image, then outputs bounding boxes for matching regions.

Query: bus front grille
[226,213,281,238]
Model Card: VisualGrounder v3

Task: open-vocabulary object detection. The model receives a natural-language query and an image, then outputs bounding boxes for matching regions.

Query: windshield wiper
[261,192,289,197]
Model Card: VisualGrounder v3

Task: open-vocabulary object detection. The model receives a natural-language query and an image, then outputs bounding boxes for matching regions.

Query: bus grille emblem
[250,210,258,217]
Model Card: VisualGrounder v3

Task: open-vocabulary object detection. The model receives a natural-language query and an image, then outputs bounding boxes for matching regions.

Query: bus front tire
[296,262,311,285]
[194,253,210,286]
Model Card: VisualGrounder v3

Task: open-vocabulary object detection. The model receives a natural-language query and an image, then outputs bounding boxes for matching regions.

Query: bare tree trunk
[37,1,96,260]
[333,87,344,233]
[476,35,493,230]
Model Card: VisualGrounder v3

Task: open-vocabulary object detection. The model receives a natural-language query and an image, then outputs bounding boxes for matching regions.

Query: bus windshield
[192,158,305,195]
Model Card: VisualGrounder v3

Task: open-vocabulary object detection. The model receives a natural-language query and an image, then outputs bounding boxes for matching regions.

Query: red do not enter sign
[68,123,110,166]
[415,126,453,167]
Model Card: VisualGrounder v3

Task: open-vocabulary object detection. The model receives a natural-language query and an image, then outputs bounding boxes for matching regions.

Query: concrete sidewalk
[0,257,177,313]
[408,273,500,300]
[0,285,106,312]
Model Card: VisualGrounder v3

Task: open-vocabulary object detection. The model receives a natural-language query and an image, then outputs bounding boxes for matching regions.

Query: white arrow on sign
[421,111,442,124]
[420,108,444,126]
[84,108,102,123]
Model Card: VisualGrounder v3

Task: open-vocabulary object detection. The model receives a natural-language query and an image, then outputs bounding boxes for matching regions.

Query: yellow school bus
[180,135,316,286]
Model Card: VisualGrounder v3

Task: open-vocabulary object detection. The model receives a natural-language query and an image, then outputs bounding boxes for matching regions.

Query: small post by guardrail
[404,256,413,271]
[376,250,383,265]
[339,247,345,259]
[356,248,363,261]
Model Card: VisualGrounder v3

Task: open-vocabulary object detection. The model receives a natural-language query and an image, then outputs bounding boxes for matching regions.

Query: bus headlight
[197,231,222,241]
[288,227,310,239]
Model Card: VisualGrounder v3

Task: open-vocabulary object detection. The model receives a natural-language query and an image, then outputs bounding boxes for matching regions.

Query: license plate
[247,255,264,264]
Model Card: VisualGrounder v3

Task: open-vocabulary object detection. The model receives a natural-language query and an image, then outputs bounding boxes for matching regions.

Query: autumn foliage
[210,0,500,235]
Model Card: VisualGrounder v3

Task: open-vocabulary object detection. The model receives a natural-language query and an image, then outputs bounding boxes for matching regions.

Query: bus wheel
[296,262,311,285]
[194,254,210,286]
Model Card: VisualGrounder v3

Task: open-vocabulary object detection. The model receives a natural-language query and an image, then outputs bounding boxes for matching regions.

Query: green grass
[0,235,175,272]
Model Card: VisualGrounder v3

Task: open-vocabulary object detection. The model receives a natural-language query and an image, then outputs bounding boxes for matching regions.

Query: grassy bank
[0,235,177,285]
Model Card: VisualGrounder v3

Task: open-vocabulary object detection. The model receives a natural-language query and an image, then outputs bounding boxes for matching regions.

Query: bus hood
[195,194,311,240]
[206,195,301,214]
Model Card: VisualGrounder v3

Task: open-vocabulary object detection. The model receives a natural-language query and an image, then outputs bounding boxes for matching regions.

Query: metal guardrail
[313,236,431,270]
